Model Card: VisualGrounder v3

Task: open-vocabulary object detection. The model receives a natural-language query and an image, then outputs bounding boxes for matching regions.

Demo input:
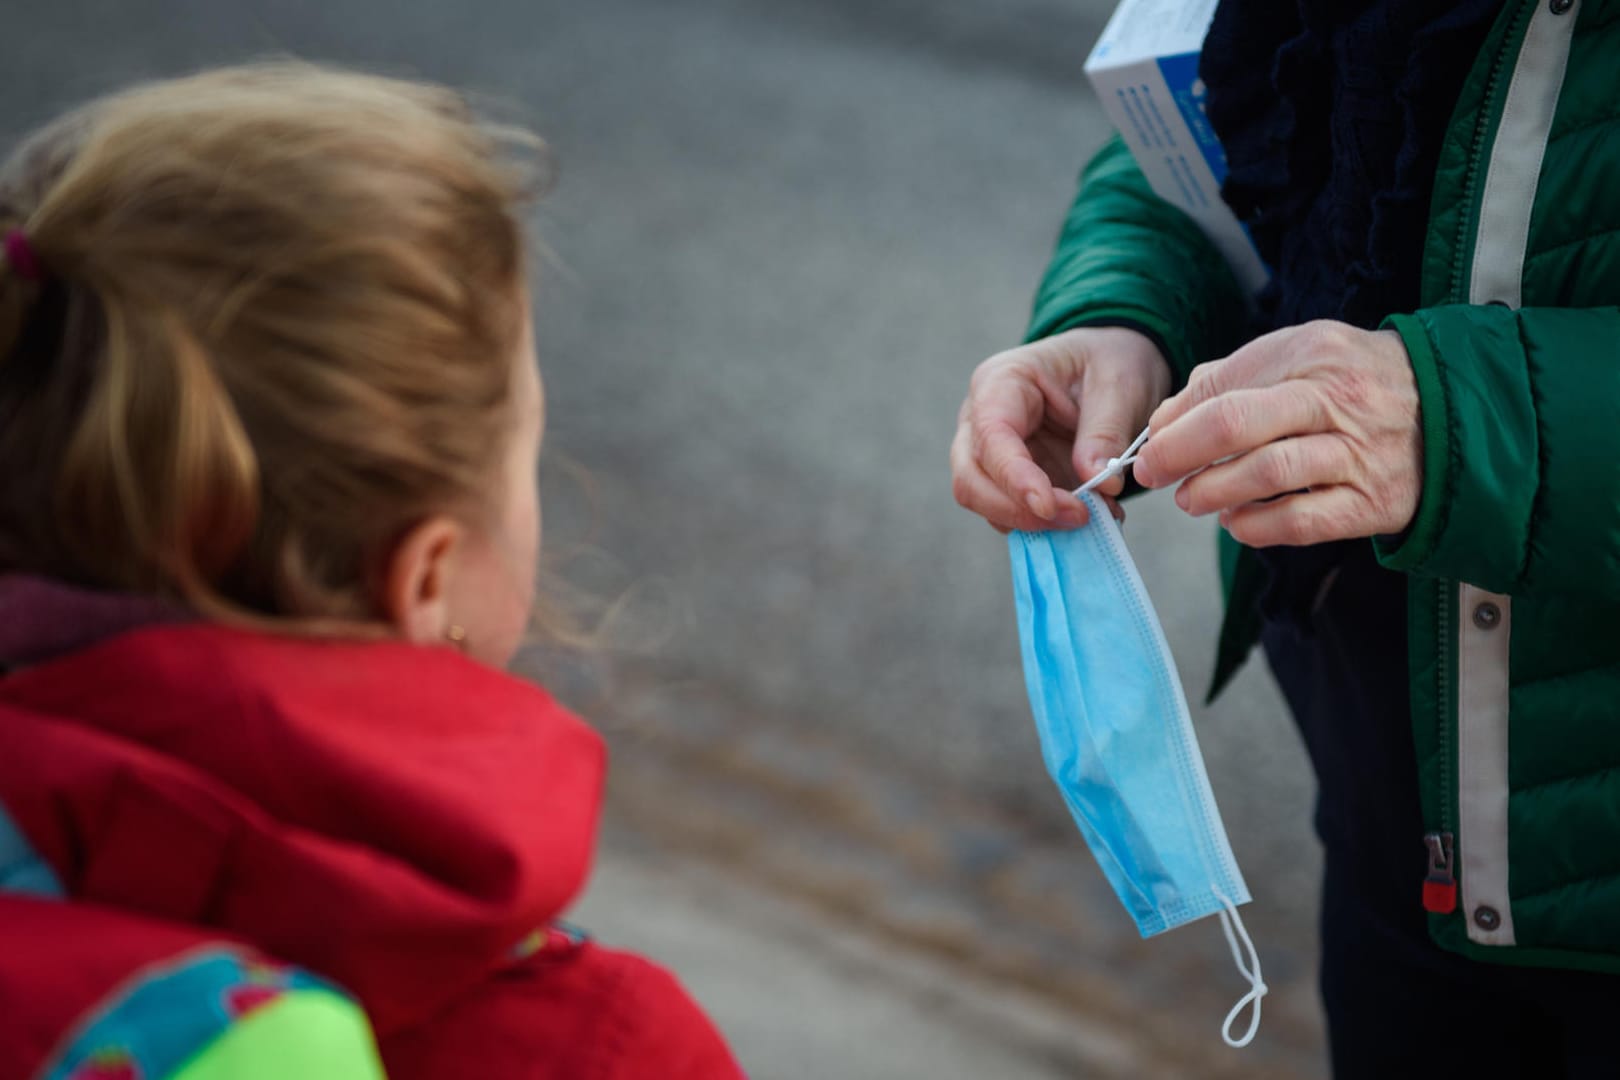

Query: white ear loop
[1069,426,1266,1047]
[1074,425,1152,495]
[1212,888,1267,1048]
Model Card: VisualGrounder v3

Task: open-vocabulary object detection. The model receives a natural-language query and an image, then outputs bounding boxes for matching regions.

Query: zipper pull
[1423,831,1456,914]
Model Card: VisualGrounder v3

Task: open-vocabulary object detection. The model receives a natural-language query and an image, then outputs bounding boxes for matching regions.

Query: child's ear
[379,515,464,646]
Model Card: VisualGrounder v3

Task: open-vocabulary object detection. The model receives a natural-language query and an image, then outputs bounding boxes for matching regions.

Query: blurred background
[0,1,1325,1075]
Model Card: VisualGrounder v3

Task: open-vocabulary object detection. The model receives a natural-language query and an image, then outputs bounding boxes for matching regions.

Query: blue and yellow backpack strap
[41,947,385,1080]
[2,796,384,1080]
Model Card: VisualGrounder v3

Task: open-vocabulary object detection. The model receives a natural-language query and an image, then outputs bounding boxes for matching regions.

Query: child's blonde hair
[0,63,543,619]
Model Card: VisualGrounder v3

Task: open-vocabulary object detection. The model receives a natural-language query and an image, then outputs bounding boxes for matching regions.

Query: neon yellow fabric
[168,991,386,1080]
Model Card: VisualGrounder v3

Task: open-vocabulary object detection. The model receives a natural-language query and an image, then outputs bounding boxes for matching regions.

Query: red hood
[0,622,605,1036]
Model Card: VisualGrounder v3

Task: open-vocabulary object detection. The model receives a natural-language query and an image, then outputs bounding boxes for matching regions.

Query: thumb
[1072,382,1146,496]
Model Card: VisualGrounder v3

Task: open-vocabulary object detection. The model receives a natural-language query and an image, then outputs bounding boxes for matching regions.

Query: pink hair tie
[4,229,43,283]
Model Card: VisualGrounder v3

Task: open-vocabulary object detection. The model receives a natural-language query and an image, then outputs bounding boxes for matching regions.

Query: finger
[1147,356,1231,437]
[1051,487,1088,526]
[1072,368,1150,496]
[977,418,1066,520]
[962,469,1090,531]
[1219,486,1368,548]
[954,462,1051,531]
[1146,320,1308,433]
[1135,383,1323,489]
[952,422,1031,528]
[954,424,1091,531]
[1175,434,1351,517]
[963,368,1062,517]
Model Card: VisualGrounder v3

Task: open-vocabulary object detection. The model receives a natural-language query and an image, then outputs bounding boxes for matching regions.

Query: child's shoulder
[0,894,381,1080]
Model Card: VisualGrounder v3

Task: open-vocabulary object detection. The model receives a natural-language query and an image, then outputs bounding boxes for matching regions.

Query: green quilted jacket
[1027,0,1620,973]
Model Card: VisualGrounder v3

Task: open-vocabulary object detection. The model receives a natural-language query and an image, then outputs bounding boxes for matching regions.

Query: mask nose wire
[1213,887,1267,1048]
[1074,425,1152,496]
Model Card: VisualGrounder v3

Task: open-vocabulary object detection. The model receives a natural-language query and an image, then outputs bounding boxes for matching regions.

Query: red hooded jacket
[0,583,743,1078]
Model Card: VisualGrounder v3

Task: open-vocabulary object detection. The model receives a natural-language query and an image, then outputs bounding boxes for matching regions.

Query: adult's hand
[951,325,1171,532]
[1133,320,1422,546]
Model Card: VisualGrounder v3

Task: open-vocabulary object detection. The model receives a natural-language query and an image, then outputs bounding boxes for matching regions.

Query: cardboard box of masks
[1084,0,1269,294]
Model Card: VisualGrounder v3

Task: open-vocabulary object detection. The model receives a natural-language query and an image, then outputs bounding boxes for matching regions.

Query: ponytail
[0,64,539,618]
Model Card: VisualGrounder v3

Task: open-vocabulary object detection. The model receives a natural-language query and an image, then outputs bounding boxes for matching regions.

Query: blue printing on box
[1155,51,1227,185]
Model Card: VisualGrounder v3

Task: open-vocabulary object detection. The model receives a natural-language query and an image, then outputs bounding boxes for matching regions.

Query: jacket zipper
[1424,830,1457,914]
[1425,1,1531,917]
[1423,585,1458,914]
[1449,0,1534,306]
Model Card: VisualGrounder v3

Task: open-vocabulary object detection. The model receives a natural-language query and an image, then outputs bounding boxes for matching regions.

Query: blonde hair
[0,63,544,620]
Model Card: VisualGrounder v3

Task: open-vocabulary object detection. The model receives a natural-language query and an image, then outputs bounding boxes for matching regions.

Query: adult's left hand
[1131,320,1423,547]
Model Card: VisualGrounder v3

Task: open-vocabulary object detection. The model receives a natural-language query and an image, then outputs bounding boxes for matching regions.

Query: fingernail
[1174,486,1190,511]
[1024,492,1052,521]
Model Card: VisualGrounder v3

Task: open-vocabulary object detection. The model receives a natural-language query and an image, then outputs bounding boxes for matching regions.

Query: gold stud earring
[445,624,469,650]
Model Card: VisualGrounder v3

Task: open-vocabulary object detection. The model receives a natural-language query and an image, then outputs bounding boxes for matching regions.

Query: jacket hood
[0,618,605,1036]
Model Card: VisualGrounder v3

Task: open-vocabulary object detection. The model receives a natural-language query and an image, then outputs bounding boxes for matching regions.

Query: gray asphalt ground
[3,2,1326,1075]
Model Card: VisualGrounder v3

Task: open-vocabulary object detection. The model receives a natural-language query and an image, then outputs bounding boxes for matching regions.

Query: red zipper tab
[1423,831,1457,914]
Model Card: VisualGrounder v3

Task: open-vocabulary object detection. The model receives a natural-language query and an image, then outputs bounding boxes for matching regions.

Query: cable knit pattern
[1200,0,1504,334]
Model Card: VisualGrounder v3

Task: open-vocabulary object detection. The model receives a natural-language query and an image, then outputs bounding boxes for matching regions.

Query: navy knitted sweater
[1197,0,1502,621]
[1201,0,1503,333]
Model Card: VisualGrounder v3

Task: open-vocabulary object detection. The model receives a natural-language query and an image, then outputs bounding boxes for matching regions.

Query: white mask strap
[1074,425,1151,495]
[1213,888,1267,1048]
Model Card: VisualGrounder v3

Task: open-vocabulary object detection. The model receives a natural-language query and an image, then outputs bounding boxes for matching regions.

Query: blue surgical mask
[1007,432,1266,1047]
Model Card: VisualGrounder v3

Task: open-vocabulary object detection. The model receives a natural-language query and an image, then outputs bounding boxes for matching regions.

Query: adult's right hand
[950,325,1172,532]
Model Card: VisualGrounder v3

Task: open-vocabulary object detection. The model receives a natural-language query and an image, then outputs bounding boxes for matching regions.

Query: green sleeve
[1377,304,1620,596]
[170,991,387,1080]
[1025,134,1251,386]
